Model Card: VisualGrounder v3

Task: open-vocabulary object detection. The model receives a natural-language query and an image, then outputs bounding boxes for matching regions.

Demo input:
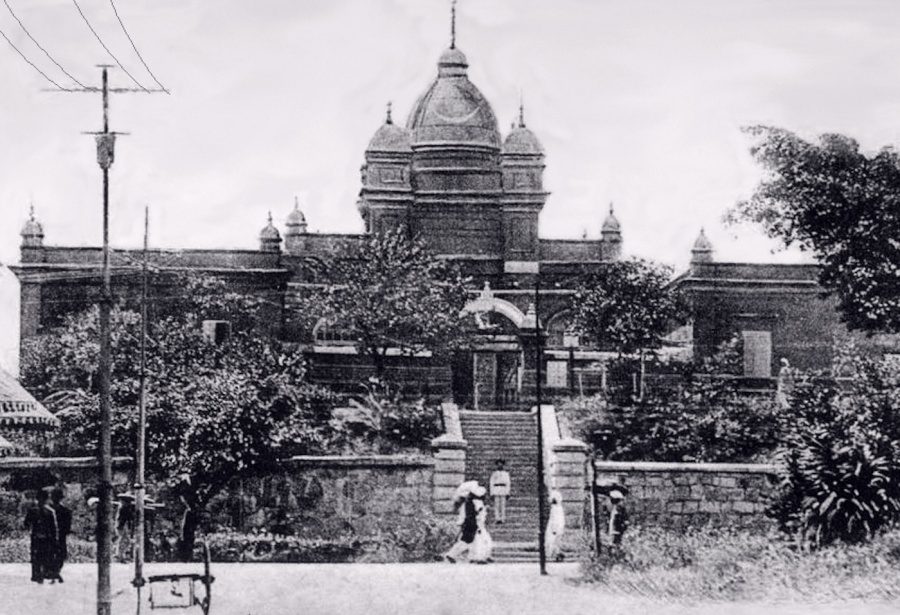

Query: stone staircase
[458,410,543,562]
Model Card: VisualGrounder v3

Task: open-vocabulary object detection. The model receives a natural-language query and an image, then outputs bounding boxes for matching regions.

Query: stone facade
[593,461,778,529]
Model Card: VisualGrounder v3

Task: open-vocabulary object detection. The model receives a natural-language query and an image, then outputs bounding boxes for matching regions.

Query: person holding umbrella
[444,481,484,563]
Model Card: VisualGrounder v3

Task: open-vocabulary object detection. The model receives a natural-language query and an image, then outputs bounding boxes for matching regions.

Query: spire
[450,0,457,49]
[518,94,525,128]
[385,101,393,125]
[294,196,300,212]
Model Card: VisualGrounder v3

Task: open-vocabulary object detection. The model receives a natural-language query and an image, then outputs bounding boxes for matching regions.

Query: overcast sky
[3,0,900,372]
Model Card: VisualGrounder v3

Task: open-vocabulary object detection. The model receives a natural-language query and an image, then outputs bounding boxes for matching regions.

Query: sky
[3,0,900,372]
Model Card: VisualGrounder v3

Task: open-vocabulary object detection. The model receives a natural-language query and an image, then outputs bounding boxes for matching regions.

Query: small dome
[503,126,543,155]
[438,47,468,75]
[693,228,713,252]
[503,105,543,155]
[367,123,412,153]
[259,212,281,241]
[20,205,43,237]
[601,204,621,234]
[286,198,306,226]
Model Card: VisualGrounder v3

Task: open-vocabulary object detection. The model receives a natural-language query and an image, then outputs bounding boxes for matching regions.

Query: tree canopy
[729,126,900,333]
[572,258,683,356]
[302,229,470,377]
[21,274,337,558]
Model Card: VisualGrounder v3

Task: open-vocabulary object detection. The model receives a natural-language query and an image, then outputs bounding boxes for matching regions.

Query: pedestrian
[48,487,72,583]
[607,489,629,547]
[23,488,59,584]
[444,484,483,563]
[544,490,566,562]
[489,459,511,524]
[469,486,493,564]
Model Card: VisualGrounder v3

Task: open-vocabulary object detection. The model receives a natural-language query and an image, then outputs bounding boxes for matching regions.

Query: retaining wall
[593,461,778,529]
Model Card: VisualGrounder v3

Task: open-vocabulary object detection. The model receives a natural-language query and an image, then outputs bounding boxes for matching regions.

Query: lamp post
[534,272,548,575]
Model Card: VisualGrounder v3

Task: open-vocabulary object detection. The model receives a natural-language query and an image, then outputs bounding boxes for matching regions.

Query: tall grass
[581,525,900,601]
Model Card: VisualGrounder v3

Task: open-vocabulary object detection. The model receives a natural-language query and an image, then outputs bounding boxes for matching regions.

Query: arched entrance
[456,289,526,410]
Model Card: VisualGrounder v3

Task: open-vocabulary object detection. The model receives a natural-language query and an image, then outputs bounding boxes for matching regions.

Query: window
[741,331,772,377]
[546,360,568,388]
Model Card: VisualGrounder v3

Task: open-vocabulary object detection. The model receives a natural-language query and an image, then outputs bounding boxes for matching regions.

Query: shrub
[0,536,96,563]
[769,350,900,546]
[357,515,458,563]
[204,531,361,563]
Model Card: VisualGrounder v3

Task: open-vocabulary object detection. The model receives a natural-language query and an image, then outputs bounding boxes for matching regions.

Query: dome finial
[609,201,614,215]
[294,196,300,211]
[518,93,525,128]
[28,201,35,221]
[385,101,393,125]
[267,210,273,225]
[450,0,457,49]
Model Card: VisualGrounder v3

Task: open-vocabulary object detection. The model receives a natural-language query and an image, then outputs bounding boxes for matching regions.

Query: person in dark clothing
[48,487,72,582]
[607,490,629,547]
[23,489,59,584]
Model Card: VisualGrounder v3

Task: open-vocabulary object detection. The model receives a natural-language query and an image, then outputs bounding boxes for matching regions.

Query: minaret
[691,228,714,264]
[258,211,282,253]
[600,203,622,260]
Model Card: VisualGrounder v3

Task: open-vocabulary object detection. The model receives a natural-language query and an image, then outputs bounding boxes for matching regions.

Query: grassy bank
[581,526,900,601]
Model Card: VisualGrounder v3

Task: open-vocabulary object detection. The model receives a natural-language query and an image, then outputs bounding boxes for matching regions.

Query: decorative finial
[294,196,300,211]
[451,0,457,49]
[267,210,273,225]
[28,202,35,220]
[386,101,393,125]
[582,228,588,239]
[518,93,525,128]
[609,201,615,215]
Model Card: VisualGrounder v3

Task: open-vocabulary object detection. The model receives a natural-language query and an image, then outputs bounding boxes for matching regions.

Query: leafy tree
[572,258,684,398]
[301,229,470,379]
[21,274,337,560]
[728,126,900,333]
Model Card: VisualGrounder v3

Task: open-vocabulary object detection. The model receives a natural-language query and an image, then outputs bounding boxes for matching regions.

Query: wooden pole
[133,205,149,600]
[535,273,547,575]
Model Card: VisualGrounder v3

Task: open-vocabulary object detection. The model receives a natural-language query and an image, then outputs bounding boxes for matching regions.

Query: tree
[301,229,470,379]
[572,258,684,398]
[728,126,900,333]
[21,274,337,560]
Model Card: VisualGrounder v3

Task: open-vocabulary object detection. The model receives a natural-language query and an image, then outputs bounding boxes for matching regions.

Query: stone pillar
[430,402,467,516]
[431,437,467,516]
[550,438,588,550]
[19,282,41,341]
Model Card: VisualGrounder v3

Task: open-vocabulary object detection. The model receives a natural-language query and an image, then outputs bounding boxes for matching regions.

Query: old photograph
[0,1,899,614]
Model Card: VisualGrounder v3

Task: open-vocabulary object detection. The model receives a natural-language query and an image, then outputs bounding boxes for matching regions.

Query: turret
[20,204,43,249]
[600,203,622,260]
[258,211,282,253]
[284,197,307,254]
[691,228,714,264]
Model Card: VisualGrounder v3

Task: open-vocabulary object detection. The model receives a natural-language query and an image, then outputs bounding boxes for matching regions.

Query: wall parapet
[284,455,433,469]
[595,461,776,475]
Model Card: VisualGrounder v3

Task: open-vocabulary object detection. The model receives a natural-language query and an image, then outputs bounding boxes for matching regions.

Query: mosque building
[10,12,893,409]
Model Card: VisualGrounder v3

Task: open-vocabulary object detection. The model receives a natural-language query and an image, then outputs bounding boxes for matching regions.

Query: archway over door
[457,293,526,410]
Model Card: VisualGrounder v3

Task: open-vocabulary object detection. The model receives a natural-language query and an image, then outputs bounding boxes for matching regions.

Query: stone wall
[0,457,132,539]
[593,461,778,529]
[206,455,435,537]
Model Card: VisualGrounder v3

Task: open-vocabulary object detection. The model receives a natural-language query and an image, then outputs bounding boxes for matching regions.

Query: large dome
[406,47,500,148]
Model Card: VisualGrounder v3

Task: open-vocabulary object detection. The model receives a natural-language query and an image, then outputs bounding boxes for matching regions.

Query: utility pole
[46,64,162,615]
[133,205,150,608]
[534,272,548,575]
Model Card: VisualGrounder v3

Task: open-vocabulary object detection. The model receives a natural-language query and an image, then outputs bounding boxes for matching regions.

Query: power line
[107,0,168,94]
[0,25,70,90]
[71,0,148,92]
[3,0,86,88]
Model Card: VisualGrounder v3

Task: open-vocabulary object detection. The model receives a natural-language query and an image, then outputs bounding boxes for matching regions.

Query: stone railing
[593,461,778,529]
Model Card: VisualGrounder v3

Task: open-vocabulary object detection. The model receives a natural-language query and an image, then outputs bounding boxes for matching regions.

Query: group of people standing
[23,487,72,584]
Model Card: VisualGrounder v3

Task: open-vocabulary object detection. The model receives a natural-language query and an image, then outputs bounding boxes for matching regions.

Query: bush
[769,350,900,546]
[357,516,458,563]
[581,525,900,601]
[0,536,96,563]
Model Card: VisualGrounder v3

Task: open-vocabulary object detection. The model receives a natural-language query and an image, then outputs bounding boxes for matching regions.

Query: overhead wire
[71,0,148,92]
[3,0,85,87]
[0,25,70,90]
[107,0,168,94]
